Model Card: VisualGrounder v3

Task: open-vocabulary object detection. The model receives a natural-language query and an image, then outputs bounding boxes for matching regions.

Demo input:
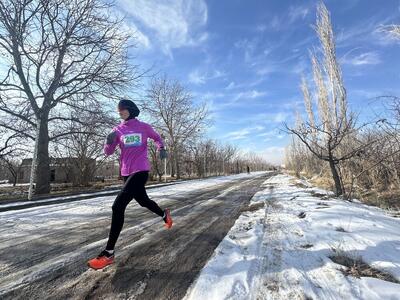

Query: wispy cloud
[288,5,310,23]
[267,4,310,31]
[124,22,151,49]
[225,125,265,140]
[224,78,265,90]
[117,0,208,56]
[259,146,286,165]
[341,51,381,66]
[188,69,226,85]
[201,89,268,112]
[113,10,151,49]
[373,24,400,46]
[336,14,398,48]
[233,90,267,100]
[225,128,252,140]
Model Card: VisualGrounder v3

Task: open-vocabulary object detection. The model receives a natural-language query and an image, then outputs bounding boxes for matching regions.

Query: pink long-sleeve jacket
[104,118,164,176]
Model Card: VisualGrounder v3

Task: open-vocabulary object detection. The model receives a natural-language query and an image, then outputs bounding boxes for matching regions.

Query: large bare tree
[0,0,139,194]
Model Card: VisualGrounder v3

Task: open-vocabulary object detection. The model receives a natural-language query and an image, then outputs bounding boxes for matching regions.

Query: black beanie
[118,99,140,119]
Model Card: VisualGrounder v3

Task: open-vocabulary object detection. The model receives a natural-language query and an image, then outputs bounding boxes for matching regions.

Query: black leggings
[106,171,164,250]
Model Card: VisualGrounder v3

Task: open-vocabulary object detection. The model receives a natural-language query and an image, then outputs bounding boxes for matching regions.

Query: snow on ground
[0,171,269,296]
[184,174,400,300]
[0,172,268,243]
[0,172,267,209]
[0,183,30,187]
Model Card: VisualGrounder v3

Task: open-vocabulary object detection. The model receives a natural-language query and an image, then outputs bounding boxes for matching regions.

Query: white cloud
[112,10,151,49]
[267,5,309,31]
[117,0,208,56]
[258,146,286,165]
[256,65,276,76]
[337,15,398,48]
[225,128,251,140]
[341,51,381,66]
[288,5,309,23]
[225,125,265,140]
[188,69,226,85]
[198,91,227,100]
[225,78,265,91]
[373,25,400,46]
[188,69,206,84]
[125,22,151,49]
[256,128,283,139]
[234,37,261,64]
[270,16,281,30]
[256,24,267,32]
[233,90,267,101]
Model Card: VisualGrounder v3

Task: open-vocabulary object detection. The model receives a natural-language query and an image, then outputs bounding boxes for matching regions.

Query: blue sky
[114,0,400,165]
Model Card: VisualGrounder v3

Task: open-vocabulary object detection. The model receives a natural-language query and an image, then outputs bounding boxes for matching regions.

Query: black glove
[106,131,117,145]
[160,148,168,160]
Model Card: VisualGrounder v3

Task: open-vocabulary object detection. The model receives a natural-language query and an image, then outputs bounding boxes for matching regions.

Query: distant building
[0,164,9,181]
[18,157,96,184]
[94,160,120,179]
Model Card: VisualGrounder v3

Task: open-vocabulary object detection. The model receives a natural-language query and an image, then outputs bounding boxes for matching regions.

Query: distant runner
[88,99,172,270]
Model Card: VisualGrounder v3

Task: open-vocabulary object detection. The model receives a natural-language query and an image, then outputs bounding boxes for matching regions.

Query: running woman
[88,99,173,270]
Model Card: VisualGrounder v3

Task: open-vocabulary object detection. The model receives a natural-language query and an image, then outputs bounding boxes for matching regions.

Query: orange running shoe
[87,250,114,270]
[163,208,173,229]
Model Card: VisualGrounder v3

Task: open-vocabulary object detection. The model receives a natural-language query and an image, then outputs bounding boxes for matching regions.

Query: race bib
[122,133,142,147]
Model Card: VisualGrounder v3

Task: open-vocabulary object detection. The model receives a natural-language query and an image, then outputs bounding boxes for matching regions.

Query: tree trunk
[12,169,17,186]
[175,154,181,179]
[328,158,343,196]
[35,116,51,194]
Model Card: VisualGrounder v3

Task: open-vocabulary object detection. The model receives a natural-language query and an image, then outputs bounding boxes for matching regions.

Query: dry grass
[309,176,334,192]
[358,189,400,210]
[330,253,400,283]
[292,181,309,189]
[293,173,400,211]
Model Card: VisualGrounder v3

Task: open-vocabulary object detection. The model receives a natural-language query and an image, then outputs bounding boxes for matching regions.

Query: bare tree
[52,106,115,186]
[0,0,140,194]
[0,130,28,185]
[0,131,19,160]
[285,2,371,196]
[142,76,208,179]
[148,140,164,182]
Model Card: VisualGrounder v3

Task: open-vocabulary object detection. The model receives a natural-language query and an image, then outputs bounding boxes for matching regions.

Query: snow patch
[184,174,400,300]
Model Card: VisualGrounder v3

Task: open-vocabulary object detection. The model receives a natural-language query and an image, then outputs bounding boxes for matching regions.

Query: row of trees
[0,0,272,194]
[285,3,400,199]
[149,137,272,182]
[139,76,273,181]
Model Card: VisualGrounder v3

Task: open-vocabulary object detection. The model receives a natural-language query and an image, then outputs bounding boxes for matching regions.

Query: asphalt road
[0,172,274,300]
